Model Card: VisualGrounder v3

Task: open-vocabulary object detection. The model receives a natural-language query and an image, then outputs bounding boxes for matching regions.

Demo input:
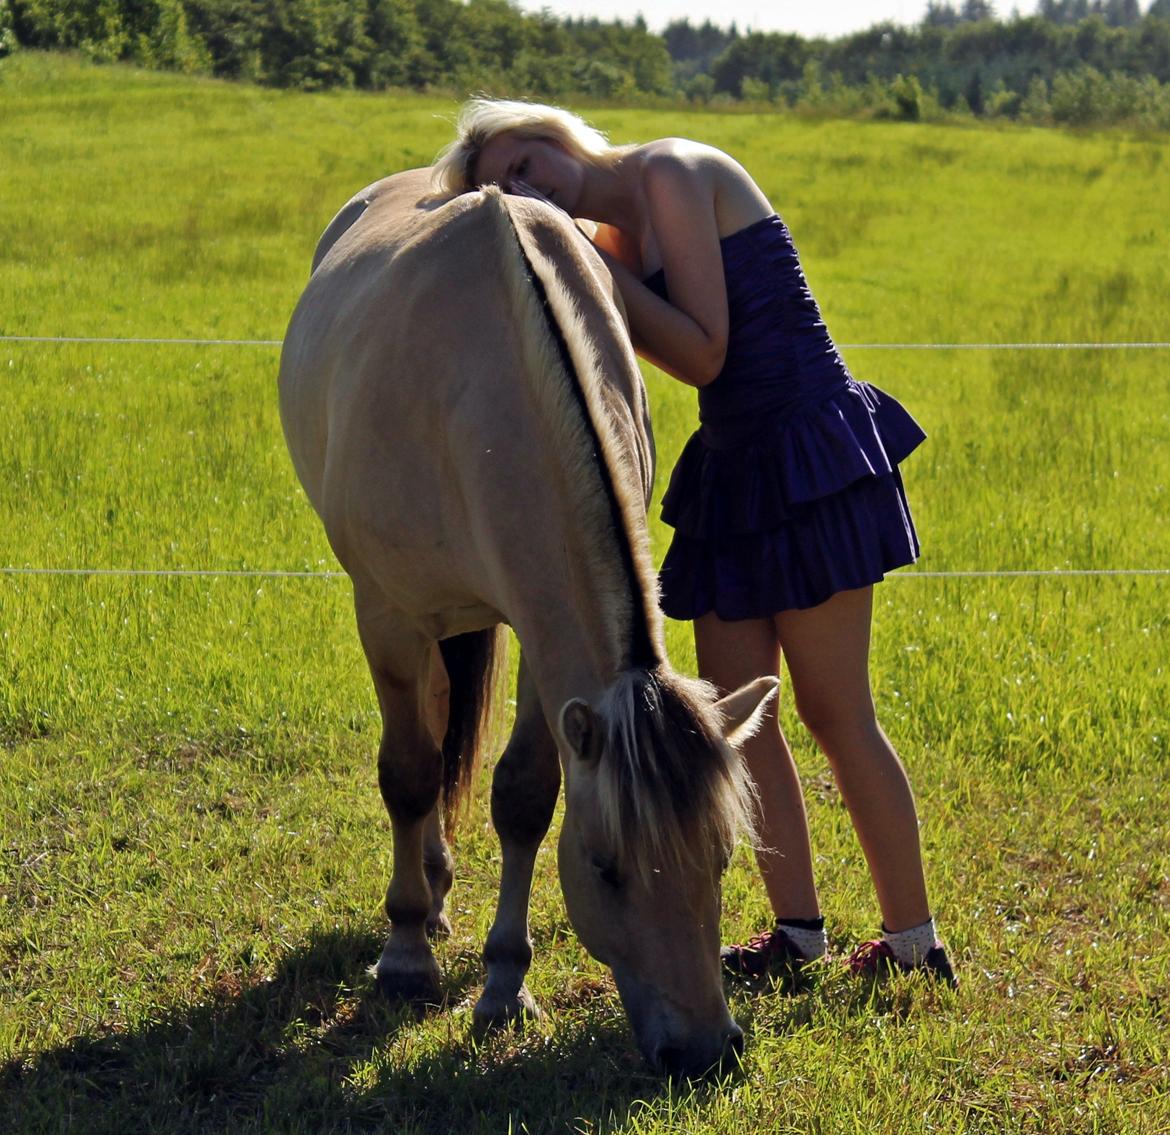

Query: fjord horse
[278,168,776,1077]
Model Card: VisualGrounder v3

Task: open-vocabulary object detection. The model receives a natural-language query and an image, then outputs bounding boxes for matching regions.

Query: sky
[517,0,1043,38]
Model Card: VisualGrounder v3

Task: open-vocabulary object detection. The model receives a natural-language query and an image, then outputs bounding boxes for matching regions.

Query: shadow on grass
[0,925,677,1134]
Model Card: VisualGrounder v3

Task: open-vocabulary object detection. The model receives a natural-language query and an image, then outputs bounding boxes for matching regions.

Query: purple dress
[645,214,925,620]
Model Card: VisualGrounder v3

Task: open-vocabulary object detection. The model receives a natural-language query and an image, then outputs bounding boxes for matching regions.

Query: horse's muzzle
[650,1021,745,1080]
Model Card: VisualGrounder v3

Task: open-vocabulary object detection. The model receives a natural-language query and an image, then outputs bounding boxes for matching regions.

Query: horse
[277,168,777,1077]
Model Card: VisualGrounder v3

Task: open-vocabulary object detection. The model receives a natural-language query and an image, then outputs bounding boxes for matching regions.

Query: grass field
[2,51,1168,1133]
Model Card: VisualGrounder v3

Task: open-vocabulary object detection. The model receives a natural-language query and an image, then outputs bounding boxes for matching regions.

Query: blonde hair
[432,98,614,194]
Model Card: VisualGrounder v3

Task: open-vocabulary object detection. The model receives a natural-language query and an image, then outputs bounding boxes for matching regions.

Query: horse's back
[278,171,653,637]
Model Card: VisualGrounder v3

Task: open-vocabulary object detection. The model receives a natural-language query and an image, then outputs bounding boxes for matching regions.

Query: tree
[961,1,995,22]
[1039,0,1090,23]
[662,17,736,65]
[5,0,1170,116]
[1130,12,1170,83]
[710,31,808,97]
[360,0,427,89]
[923,3,960,26]
[966,67,985,112]
[1097,0,1140,26]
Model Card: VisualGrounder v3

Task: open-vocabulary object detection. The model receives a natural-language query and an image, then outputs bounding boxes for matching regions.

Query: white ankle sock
[882,917,938,967]
[777,918,828,961]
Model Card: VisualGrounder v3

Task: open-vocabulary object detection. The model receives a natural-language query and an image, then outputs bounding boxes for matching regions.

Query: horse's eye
[591,856,623,890]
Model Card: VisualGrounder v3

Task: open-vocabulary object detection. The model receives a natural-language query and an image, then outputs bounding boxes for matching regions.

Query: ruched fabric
[646,215,925,620]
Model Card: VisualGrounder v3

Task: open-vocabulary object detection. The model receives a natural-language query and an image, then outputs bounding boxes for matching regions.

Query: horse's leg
[422,803,454,938]
[356,602,445,1004]
[421,646,454,939]
[473,655,561,1033]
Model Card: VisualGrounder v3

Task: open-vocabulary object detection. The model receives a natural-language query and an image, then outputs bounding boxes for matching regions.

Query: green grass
[2,51,1169,1133]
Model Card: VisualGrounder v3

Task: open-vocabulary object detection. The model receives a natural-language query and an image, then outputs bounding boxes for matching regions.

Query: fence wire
[4,335,1170,350]
[2,566,1167,581]
[4,335,1167,583]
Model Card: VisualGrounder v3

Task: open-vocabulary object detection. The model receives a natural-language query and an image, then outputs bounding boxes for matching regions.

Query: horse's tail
[438,626,509,833]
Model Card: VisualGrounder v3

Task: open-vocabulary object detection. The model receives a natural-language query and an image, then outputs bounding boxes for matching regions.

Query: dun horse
[278,168,776,1077]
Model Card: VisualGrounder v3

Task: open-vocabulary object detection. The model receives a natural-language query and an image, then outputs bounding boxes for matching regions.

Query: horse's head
[556,667,777,1078]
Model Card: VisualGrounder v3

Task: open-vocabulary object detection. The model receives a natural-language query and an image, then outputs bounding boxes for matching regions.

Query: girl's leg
[773,586,931,934]
[693,612,820,921]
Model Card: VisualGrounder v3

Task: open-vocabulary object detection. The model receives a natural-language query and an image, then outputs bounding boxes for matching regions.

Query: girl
[433,100,955,986]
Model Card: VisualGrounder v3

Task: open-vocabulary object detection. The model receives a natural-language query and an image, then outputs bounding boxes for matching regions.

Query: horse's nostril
[720,1026,745,1073]
[653,1044,687,1078]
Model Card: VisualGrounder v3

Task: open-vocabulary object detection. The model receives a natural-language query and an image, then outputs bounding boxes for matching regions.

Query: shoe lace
[846,939,895,971]
[730,927,786,958]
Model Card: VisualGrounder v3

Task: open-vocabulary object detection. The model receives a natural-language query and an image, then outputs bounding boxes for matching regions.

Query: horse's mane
[484,187,661,671]
[596,666,758,880]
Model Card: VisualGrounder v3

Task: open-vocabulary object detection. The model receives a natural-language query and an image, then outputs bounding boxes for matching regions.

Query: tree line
[4,0,1170,128]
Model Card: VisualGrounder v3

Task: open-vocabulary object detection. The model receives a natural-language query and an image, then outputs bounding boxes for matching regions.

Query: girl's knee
[794,693,879,746]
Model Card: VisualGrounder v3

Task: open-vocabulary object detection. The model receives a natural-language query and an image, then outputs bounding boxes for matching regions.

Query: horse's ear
[713,676,779,748]
[560,698,603,766]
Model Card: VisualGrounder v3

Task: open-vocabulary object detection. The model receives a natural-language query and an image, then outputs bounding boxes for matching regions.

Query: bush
[740,76,771,102]
[684,72,715,103]
[985,81,1022,116]
[891,72,924,119]
[0,0,17,58]
[139,0,212,74]
[1019,75,1052,121]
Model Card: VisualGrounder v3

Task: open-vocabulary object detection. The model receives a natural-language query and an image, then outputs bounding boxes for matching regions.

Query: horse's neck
[507,569,640,719]
[485,408,660,713]
[503,533,665,736]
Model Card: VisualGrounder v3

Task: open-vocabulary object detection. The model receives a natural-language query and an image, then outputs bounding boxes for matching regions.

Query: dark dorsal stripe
[501,205,660,671]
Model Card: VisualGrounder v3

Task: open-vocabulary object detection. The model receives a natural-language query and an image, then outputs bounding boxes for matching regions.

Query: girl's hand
[507,178,564,213]
[506,177,544,199]
[591,222,638,272]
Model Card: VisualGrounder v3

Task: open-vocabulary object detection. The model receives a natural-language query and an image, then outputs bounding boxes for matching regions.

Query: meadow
[1,51,1168,1133]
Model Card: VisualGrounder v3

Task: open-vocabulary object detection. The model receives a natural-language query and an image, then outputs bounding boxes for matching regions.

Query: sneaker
[721,924,808,980]
[846,939,958,989]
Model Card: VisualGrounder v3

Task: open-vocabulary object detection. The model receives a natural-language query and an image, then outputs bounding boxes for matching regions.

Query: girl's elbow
[693,341,727,387]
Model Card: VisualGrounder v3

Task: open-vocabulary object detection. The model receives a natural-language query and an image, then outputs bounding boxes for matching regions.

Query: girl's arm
[602,156,729,388]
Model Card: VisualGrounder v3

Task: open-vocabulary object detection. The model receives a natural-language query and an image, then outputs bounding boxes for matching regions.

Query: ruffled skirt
[658,380,925,620]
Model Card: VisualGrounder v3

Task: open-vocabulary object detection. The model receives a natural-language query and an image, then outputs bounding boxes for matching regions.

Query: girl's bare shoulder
[637,139,773,233]
[638,138,732,178]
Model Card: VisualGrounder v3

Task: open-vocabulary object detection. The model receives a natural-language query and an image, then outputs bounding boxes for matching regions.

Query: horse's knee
[355,609,441,821]
[378,737,444,822]
[490,740,560,846]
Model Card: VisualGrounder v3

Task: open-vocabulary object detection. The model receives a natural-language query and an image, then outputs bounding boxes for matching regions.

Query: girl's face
[474,133,586,215]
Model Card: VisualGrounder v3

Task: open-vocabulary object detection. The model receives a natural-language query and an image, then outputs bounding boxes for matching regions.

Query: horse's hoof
[426,912,453,939]
[471,983,542,1038]
[374,965,444,1007]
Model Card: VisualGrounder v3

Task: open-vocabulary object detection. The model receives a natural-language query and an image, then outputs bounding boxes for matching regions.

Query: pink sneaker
[721,924,808,980]
[846,939,957,988]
